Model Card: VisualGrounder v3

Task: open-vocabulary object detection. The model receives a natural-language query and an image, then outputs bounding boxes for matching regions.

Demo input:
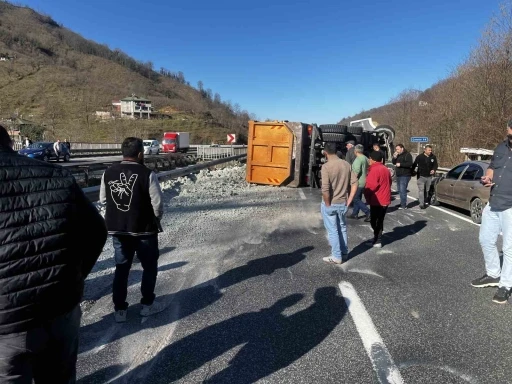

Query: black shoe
[420,205,427,209]
[492,287,511,304]
[471,274,500,288]
[364,214,371,222]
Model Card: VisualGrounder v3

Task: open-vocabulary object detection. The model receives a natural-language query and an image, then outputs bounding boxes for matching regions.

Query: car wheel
[43,155,49,162]
[470,198,484,224]
[64,154,70,162]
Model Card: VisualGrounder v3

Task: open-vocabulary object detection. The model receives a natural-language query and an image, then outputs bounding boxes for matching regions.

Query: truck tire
[374,125,396,143]
[347,126,363,135]
[322,133,346,143]
[353,134,362,144]
[319,124,347,134]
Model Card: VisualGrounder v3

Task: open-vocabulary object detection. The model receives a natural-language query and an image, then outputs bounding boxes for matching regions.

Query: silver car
[143,140,160,155]
[431,161,490,224]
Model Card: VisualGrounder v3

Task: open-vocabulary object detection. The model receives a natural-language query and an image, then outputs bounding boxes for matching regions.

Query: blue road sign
[410,137,429,143]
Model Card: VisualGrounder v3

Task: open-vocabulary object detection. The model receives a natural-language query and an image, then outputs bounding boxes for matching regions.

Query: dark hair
[0,125,13,149]
[323,142,337,155]
[424,144,433,150]
[370,150,384,162]
[121,137,143,158]
[396,144,405,150]
[373,143,380,147]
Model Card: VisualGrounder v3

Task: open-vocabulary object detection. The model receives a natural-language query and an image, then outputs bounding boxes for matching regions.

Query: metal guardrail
[82,154,247,202]
[196,146,247,160]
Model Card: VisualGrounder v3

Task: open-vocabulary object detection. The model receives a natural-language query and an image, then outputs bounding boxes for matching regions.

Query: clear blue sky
[22,0,499,123]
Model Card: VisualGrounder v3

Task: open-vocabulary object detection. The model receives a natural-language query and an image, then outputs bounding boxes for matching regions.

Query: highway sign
[227,134,236,144]
[410,137,429,143]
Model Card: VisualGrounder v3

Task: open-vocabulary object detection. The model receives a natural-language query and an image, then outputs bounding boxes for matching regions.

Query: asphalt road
[76,177,509,384]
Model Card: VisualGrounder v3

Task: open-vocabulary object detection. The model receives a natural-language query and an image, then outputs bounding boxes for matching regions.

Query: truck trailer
[245,119,396,188]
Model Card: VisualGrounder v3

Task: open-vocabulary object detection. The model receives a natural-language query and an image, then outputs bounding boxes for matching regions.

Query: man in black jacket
[0,125,107,383]
[392,144,414,209]
[345,140,356,165]
[372,143,386,164]
[412,145,438,209]
[100,137,164,323]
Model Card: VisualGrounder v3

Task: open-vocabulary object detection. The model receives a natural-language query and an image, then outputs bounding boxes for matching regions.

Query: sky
[21,0,501,124]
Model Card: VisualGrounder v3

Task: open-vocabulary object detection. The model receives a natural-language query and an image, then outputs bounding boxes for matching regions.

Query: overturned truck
[246,118,396,188]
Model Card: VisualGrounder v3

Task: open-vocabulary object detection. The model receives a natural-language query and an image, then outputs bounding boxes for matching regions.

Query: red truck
[162,132,190,153]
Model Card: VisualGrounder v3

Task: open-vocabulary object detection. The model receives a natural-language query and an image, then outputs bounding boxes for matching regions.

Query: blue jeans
[479,205,512,289]
[396,176,411,208]
[321,202,348,260]
[352,186,370,217]
[112,235,160,310]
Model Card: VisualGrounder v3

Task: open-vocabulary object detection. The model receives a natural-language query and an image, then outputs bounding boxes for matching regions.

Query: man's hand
[396,163,400,168]
[481,175,494,187]
[430,170,435,175]
[108,173,138,211]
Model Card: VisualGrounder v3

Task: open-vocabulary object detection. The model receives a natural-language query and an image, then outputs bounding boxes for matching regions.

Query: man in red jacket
[364,151,392,248]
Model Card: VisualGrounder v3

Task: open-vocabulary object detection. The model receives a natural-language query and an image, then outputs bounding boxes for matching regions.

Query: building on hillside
[119,95,155,119]
[111,100,121,113]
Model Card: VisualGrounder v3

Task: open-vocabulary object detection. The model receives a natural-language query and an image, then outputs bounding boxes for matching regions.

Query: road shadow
[348,221,428,260]
[83,262,187,302]
[159,246,176,255]
[103,287,347,383]
[78,246,312,355]
[78,364,125,384]
[383,220,427,246]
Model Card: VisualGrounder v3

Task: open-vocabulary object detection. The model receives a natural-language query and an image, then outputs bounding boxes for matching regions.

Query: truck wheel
[353,134,362,144]
[347,126,363,134]
[322,133,346,143]
[319,124,347,134]
[374,125,396,143]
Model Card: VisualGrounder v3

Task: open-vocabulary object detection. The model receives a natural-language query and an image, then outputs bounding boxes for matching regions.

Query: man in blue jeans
[321,142,358,264]
[392,144,413,209]
[471,122,512,304]
[349,144,371,221]
[100,137,165,322]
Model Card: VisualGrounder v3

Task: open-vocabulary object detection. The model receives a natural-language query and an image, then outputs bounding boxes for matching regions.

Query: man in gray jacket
[100,137,165,323]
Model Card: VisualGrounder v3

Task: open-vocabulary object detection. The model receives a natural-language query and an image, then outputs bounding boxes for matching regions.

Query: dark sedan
[18,142,70,162]
[430,161,490,224]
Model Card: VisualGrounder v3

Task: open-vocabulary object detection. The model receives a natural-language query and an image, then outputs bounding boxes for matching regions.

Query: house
[119,95,154,119]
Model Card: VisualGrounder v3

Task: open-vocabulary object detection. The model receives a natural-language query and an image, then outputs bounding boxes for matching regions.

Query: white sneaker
[114,310,127,323]
[140,301,165,317]
[373,243,382,248]
[322,256,342,264]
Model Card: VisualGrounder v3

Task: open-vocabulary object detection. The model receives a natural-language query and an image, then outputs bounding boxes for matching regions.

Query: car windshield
[163,139,176,144]
[28,142,49,149]
[143,141,152,146]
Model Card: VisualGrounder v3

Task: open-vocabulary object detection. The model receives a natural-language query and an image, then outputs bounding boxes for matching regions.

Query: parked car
[18,142,70,162]
[430,161,490,224]
[143,140,160,155]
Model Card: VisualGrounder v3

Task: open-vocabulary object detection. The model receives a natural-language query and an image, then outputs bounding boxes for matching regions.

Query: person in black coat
[412,145,438,209]
[372,143,386,164]
[392,144,414,209]
[0,125,107,383]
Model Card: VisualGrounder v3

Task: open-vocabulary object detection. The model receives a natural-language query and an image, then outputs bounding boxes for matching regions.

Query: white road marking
[391,189,479,227]
[298,189,307,200]
[338,281,405,384]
